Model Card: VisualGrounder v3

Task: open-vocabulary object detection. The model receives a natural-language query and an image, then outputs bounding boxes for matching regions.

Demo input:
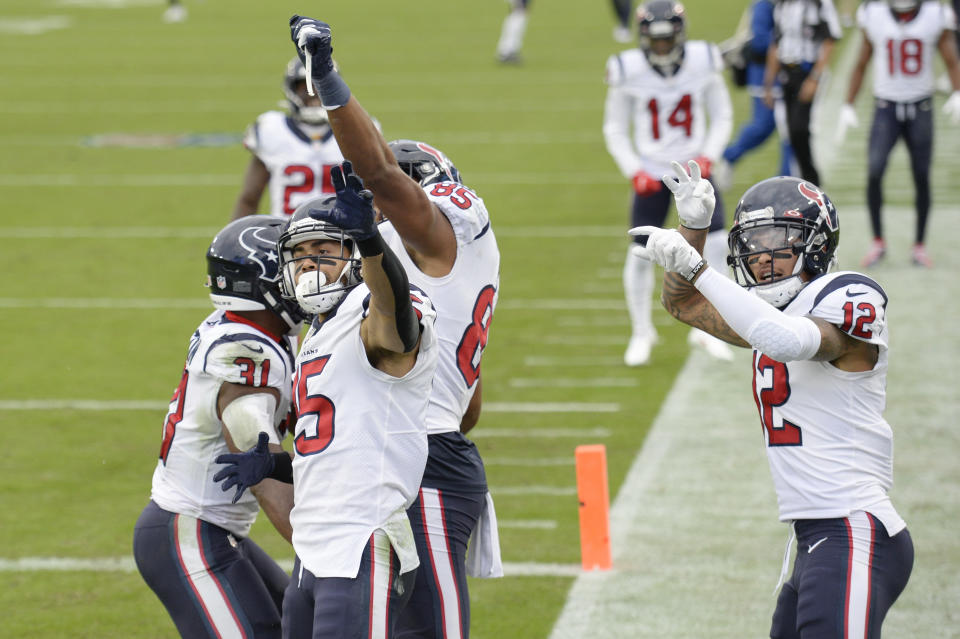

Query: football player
[496,0,531,64]
[287,16,503,639]
[231,57,345,219]
[603,0,735,366]
[838,0,960,268]
[133,216,305,638]
[633,162,913,639]
[214,163,439,639]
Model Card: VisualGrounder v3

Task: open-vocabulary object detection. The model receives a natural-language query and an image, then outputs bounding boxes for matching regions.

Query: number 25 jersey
[753,271,905,536]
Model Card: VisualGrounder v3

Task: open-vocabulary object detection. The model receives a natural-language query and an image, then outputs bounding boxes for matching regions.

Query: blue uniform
[723,0,794,176]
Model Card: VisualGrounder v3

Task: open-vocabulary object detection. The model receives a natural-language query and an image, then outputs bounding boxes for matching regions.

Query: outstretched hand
[628,225,706,282]
[662,160,716,230]
[289,15,335,87]
[213,432,275,504]
[308,161,378,242]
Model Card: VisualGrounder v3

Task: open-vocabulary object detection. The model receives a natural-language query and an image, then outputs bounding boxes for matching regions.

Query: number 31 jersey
[150,310,296,537]
[242,110,344,216]
[753,272,905,536]
[379,180,500,435]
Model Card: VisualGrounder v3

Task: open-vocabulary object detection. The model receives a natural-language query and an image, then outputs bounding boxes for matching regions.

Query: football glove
[835,104,859,144]
[691,155,712,179]
[943,91,960,125]
[309,161,378,241]
[628,225,706,282]
[661,160,715,230]
[632,171,662,197]
[289,15,335,80]
[213,432,274,504]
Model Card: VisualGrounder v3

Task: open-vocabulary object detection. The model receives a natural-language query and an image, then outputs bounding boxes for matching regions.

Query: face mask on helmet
[727,178,839,308]
[207,217,308,332]
[278,197,363,316]
[283,57,329,126]
[887,0,920,14]
[388,139,462,187]
[636,1,686,73]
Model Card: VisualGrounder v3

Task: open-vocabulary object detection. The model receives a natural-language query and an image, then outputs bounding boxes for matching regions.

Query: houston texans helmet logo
[238,226,280,278]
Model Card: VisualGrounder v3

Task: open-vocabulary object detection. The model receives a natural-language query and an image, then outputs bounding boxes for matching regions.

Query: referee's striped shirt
[773,0,842,65]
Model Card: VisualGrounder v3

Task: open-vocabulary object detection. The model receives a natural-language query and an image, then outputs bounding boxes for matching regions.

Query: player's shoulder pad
[197,325,293,389]
[423,181,492,245]
[407,283,438,350]
[803,271,888,340]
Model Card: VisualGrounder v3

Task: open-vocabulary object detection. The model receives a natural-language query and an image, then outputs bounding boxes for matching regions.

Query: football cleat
[861,238,886,268]
[688,328,735,361]
[624,333,657,366]
[911,243,933,268]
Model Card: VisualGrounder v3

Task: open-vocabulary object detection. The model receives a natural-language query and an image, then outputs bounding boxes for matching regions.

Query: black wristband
[685,259,707,283]
[268,452,293,484]
[355,232,385,258]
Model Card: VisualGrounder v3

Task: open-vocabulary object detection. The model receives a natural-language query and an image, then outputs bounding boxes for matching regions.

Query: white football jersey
[858,0,956,102]
[753,272,905,535]
[603,41,733,178]
[243,111,344,216]
[289,284,438,578]
[379,181,500,435]
[150,310,296,538]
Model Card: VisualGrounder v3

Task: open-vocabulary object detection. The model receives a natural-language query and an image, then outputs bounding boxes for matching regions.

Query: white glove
[661,160,716,230]
[628,225,706,282]
[835,104,859,144]
[943,91,960,125]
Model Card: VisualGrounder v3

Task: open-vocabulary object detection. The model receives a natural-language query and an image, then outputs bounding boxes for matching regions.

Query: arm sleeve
[750,1,774,54]
[602,55,643,178]
[693,267,821,362]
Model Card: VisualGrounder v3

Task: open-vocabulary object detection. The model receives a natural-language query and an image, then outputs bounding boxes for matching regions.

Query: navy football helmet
[727,177,840,308]
[283,57,329,125]
[278,195,363,315]
[388,139,462,187]
[207,217,307,330]
[636,0,686,73]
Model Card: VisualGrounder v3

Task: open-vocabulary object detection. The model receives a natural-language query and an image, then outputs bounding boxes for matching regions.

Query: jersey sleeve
[242,119,262,156]
[408,284,438,354]
[855,2,869,30]
[200,333,293,392]
[602,54,642,178]
[422,182,491,247]
[807,274,888,350]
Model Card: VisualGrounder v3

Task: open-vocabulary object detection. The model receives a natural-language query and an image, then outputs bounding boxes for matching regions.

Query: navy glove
[213,432,275,504]
[310,161,378,242]
[289,15,335,79]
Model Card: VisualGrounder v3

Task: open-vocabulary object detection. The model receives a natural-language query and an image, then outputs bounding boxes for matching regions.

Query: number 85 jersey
[753,272,905,536]
[379,180,500,435]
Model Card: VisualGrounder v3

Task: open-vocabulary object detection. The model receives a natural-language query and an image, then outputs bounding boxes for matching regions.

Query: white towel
[465,490,504,578]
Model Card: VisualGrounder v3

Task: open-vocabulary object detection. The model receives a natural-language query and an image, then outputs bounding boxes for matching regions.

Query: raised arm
[289,16,456,268]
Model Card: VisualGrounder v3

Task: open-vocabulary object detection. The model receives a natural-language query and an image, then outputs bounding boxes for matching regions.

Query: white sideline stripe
[524,356,625,367]
[0,556,580,577]
[0,16,71,35]
[0,399,617,413]
[484,457,574,467]
[510,377,638,388]
[0,225,623,239]
[491,486,577,496]
[471,427,610,438]
[0,297,621,312]
[485,402,620,413]
[498,520,558,529]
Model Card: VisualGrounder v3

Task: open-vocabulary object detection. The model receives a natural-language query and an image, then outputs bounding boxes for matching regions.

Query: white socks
[497,10,528,57]
[623,246,655,338]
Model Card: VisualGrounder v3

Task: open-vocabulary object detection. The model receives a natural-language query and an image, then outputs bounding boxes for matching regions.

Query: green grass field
[1,0,958,637]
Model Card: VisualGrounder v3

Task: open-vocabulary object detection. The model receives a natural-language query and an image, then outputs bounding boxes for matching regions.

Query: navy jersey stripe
[809,273,888,312]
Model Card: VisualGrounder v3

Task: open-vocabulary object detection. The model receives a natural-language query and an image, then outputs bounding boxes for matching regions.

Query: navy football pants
[134,500,289,638]
[770,512,913,639]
